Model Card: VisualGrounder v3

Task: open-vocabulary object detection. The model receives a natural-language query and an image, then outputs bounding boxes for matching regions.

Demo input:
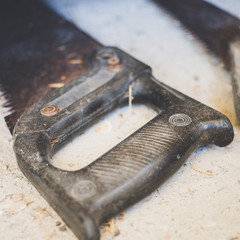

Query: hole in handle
[50,104,158,171]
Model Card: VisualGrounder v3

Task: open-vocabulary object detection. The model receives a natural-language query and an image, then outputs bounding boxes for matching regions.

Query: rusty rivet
[100,52,114,59]
[41,105,59,116]
[108,57,120,66]
[106,56,123,73]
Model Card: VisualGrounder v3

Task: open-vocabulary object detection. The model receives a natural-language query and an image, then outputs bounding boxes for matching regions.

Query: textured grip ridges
[89,119,179,190]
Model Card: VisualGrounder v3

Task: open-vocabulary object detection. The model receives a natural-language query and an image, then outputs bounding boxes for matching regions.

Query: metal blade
[154,0,240,121]
[154,0,240,70]
[0,0,102,133]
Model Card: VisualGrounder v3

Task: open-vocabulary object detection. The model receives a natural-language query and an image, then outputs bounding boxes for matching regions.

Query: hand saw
[0,0,234,239]
[155,0,240,122]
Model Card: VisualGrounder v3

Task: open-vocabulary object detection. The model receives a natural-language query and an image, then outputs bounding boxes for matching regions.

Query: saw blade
[0,0,102,133]
[154,0,240,121]
[154,0,240,70]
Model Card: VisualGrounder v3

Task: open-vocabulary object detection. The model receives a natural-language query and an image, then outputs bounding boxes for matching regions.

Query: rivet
[41,105,59,116]
[106,56,123,72]
[108,57,120,65]
[100,52,114,59]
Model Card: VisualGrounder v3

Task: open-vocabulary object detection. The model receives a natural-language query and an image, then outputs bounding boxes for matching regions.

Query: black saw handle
[13,47,234,240]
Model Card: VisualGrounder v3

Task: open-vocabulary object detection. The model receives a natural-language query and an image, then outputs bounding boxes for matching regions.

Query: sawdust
[25,200,34,206]
[103,218,115,233]
[96,121,112,132]
[231,232,240,240]
[0,193,27,216]
[33,206,53,218]
[10,193,24,202]
[102,218,120,237]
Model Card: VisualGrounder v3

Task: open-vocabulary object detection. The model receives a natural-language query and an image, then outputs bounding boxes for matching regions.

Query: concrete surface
[0,0,240,239]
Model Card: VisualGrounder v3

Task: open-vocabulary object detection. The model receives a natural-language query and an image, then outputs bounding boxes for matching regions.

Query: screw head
[41,105,59,116]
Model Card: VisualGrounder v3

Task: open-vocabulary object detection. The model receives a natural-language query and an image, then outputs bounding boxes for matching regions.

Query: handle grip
[86,112,198,223]
[13,47,234,240]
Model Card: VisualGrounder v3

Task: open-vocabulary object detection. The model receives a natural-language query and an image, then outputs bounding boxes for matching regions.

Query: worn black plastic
[13,47,234,240]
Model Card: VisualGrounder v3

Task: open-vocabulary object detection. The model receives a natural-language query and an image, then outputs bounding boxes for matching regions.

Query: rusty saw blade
[0,0,102,133]
[154,0,240,122]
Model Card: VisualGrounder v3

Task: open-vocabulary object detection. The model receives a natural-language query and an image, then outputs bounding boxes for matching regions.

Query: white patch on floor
[1,0,240,239]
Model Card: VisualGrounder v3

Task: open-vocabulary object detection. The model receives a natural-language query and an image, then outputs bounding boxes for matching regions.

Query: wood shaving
[190,165,213,176]
[48,83,65,88]
[158,201,168,205]
[59,225,67,232]
[56,221,61,226]
[24,200,34,206]
[103,218,115,233]
[103,218,120,236]
[102,218,120,237]
[128,84,133,114]
[34,206,53,218]
[67,59,83,64]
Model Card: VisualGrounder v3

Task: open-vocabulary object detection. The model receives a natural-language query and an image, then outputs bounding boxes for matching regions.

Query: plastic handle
[13,47,234,240]
[75,73,234,224]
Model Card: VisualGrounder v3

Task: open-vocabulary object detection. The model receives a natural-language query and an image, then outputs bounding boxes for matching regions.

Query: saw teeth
[156,3,225,67]
[0,89,14,118]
